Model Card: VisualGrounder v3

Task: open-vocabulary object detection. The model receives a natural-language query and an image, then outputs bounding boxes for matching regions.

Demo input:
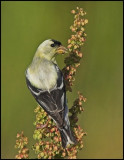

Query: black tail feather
[59,125,77,148]
[59,129,68,148]
[63,125,77,144]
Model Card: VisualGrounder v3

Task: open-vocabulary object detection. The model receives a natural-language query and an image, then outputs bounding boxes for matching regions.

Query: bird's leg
[36,117,51,129]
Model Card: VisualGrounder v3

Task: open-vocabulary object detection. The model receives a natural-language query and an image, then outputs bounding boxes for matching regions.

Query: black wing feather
[26,64,66,127]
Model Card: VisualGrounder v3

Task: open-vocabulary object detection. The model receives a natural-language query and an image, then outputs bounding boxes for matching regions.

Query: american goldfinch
[25,39,76,148]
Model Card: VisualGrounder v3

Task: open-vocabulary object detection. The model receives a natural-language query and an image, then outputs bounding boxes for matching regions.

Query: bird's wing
[26,64,66,127]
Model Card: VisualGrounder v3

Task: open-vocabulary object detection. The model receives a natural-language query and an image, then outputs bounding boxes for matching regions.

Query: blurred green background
[1,1,123,159]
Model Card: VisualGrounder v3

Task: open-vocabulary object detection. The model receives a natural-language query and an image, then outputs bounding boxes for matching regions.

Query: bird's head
[35,39,67,60]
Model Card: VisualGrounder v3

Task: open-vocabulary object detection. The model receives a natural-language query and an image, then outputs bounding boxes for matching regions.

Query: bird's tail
[59,124,77,148]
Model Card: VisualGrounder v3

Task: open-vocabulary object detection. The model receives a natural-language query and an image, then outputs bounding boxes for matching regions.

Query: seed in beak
[56,46,68,54]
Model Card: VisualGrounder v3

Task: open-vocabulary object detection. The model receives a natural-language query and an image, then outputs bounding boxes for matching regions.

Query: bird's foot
[36,123,47,129]
[36,118,51,129]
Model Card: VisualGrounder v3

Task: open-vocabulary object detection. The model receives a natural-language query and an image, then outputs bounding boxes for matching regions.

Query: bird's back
[26,58,58,90]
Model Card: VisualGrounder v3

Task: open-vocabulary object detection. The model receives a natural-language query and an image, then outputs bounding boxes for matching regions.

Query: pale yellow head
[35,39,67,60]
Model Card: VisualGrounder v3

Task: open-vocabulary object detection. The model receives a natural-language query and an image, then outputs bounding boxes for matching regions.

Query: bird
[25,39,76,148]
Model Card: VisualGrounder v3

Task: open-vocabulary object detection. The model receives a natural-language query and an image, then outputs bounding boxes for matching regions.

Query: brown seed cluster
[15,131,29,159]
[33,106,63,159]
[62,7,88,92]
[69,92,87,126]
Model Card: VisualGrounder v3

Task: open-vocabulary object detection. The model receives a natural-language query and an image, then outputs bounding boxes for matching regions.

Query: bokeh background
[1,1,123,159]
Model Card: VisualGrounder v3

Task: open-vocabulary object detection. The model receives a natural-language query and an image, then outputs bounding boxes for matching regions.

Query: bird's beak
[56,46,68,54]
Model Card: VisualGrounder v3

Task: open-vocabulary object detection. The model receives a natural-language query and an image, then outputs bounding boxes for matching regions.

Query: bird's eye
[51,43,55,47]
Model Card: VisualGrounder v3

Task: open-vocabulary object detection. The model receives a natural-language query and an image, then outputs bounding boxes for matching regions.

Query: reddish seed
[71,10,76,14]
